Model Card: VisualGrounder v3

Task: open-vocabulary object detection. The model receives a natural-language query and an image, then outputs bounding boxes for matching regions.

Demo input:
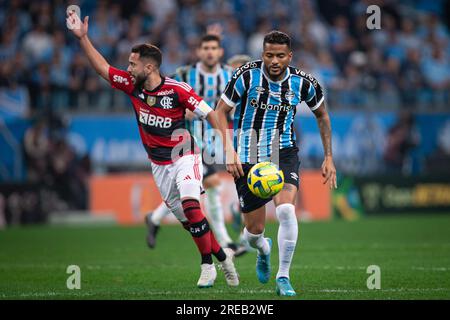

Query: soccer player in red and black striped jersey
[66,10,238,288]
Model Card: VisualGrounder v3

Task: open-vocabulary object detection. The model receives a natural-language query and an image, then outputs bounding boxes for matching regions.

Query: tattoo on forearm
[317,116,332,157]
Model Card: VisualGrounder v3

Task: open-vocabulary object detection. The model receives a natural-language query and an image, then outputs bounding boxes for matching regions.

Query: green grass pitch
[1,214,449,300]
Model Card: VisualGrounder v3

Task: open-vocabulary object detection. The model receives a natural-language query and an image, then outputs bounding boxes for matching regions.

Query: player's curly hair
[131,44,162,67]
[263,31,291,50]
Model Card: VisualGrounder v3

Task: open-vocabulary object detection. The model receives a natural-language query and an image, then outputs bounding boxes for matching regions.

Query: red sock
[210,230,221,254]
[182,199,211,257]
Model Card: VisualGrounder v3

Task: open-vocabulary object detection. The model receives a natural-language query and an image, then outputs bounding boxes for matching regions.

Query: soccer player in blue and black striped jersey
[216,31,338,296]
[146,34,238,251]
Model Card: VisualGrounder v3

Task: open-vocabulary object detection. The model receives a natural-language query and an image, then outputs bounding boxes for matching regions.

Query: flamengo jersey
[108,66,212,165]
[221,60,324,164]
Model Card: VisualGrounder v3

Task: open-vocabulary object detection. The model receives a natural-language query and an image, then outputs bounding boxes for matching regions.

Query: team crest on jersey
[285,90,295,100]
[147,96,157,106]
[160,96,173,109]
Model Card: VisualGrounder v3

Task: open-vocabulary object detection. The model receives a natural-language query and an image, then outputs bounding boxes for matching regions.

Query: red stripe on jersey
[165,78,191,91]
[194,155,201,180]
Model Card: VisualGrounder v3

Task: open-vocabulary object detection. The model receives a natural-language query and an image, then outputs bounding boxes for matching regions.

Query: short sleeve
[172,66,189,82]
[177,83,213,119]
[108,66,135,95]
[220,69,247,108]
[301,73,324,111]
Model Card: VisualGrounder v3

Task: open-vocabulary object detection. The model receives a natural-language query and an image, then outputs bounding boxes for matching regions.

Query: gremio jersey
[173,63,233,155]
[221,60,324,164]
[173,62,233,107]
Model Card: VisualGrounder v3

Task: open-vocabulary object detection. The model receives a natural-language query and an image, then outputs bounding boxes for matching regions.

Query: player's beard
[134,71,148,88]
[202,57,219,70]
[268,65,287,80]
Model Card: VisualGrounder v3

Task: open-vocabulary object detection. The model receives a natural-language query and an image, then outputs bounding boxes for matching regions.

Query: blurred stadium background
[1,0,449,225]
[0,0,449,299]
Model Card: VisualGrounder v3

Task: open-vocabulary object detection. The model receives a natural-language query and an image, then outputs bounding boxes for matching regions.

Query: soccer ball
[247,162,284,199]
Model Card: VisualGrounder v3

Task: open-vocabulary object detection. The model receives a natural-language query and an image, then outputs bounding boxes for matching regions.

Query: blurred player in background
[66,11,239,289]
[216,31,337,296]
[226,54,255,257]
[145,34,239,251]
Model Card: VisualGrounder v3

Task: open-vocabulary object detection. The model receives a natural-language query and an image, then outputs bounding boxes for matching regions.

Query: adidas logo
[184,175,191,180]
[290,172,299,181]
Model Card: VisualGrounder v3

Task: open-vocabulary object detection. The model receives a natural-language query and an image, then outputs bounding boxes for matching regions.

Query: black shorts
[235,147,301,213]
[203,160,217,179]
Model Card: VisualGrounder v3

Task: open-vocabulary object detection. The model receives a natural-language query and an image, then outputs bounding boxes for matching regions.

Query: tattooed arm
[313,102,337,189]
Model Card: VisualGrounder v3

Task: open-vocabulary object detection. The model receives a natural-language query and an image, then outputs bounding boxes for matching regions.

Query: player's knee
[167,199,187,223]
[276,203,297,226]
[245,223,265,235]
[203,174,220,189]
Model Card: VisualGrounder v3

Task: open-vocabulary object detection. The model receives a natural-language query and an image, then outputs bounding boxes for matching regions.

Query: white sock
[243,228,270,255]
[150,202,171,225]
[204,186,233,246]
[276,203,298,279]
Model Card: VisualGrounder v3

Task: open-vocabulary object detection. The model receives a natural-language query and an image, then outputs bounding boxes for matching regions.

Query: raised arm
[66,11,110,81]
[312,102,337,189]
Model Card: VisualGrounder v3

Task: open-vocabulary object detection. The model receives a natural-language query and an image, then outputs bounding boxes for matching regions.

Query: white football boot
[197,263,217,288]
[218,248,240,286]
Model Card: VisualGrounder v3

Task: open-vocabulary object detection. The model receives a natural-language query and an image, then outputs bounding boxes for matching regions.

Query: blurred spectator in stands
[222,18,246,59]
[89,3,122,61]
[22,21,53,68]
[23,119,50,182]
[400,48,426,108]
[399,19,421,51]
[160,30,185,75]
[328,15,356,69]
[50,32,71,109]
[247,19,271,59]
[417,13,449,44]
[0,30,18,61]
[313,51,342,91]
[49,138,77,209]
[426,120,450,174]
[383,111,421,175]
[420,43,449,109]
[30,63,52,111]
[0,0,447,112]
[68,53,89,109]
[378,57,402,109]
[53,138,90,210]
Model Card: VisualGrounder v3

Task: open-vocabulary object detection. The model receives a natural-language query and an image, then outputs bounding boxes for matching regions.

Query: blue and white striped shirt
[221,60,324,164]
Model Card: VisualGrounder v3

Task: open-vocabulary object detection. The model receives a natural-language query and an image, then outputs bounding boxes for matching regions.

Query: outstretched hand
[66,10,89,40]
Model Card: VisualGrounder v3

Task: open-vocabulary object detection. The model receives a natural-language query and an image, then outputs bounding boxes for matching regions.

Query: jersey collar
[196,61,222,77]
[142,75,165,94]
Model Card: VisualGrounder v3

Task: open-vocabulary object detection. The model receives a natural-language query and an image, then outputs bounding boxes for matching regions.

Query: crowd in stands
[0,0,448,114]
